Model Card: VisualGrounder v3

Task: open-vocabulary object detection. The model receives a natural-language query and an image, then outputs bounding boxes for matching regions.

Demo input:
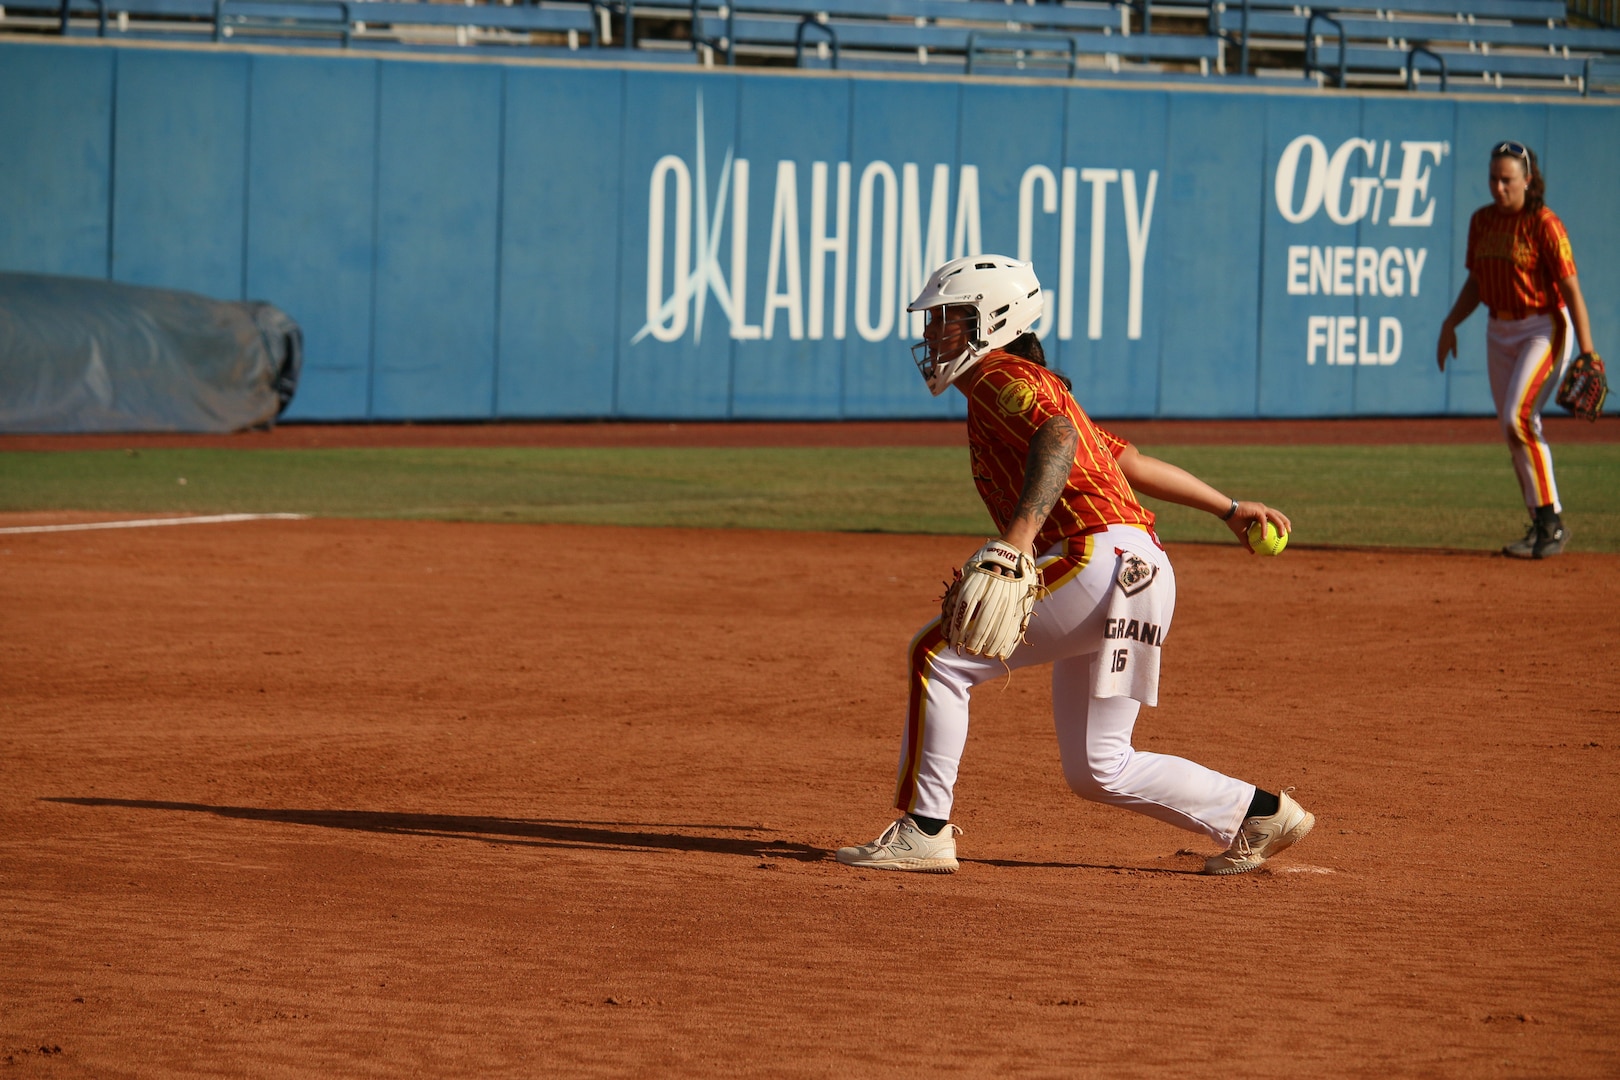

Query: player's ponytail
[1523,146,1546,215]
[1003,332,1073,391]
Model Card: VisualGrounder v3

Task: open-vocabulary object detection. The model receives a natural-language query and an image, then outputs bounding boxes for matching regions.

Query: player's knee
[915,647,957,681]
[1061,763,1103,801]
[914,643,998,691]
[911,659,972,704]
[910,634,944,679]
[1061,750,1131,802]
[1500,411,1539,447]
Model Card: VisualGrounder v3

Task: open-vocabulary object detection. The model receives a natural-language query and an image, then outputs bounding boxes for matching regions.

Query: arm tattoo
[1014,416,1078,527]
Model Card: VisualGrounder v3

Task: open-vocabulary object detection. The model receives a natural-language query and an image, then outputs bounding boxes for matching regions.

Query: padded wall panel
[1544,105,1619,418]
[1156,94,1266,418]
[112,50,249,297]
[728,75,852,419]
[1352,97,1456,416]
[248,54,378,422]
[371,61,502,419]
[841,78,964,419]
[499,66,623,419]
[1058,87,1168,418]
[1257,96,1364,417]
[962,82,1066,377]
[0,46,113,279]
[614,71,741,419]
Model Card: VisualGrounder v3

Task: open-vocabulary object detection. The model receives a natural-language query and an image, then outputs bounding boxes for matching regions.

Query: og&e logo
[1273,134,1449,367]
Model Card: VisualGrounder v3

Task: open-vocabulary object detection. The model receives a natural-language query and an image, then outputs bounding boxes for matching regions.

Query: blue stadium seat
[16,0,633,55]
[1203,0,1620,88]
[674,0,1223,76]
[7,0,1612,92]
[1216,7,1620,51]
[1307,37,1606,90]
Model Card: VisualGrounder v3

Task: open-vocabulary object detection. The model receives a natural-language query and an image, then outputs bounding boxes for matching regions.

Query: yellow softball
[1247,520,1289,556]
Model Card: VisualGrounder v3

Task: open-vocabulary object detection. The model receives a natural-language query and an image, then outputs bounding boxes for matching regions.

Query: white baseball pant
[893,524,1254,847]
[1487,308,1575,513]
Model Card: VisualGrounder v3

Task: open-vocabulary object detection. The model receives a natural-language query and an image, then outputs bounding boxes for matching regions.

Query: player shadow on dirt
[45,797,827,862]
[966,857,1201,875]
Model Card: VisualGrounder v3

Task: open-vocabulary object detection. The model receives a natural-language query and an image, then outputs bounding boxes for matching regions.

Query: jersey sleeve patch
[996,379,1037,417]
[1553,230,1576,278]
[1540,210,1577,279]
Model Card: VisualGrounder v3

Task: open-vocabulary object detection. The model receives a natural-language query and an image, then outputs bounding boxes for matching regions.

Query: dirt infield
[3,515,1617,1077]
[3,414,1618,452]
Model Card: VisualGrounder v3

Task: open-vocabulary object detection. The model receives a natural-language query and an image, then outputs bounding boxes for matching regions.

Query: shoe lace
[873,819,905,849]
[874,817,961,851]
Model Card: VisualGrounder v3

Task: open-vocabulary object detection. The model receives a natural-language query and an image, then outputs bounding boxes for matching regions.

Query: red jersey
[962,350,1153,554]
[1465,204,1578,320]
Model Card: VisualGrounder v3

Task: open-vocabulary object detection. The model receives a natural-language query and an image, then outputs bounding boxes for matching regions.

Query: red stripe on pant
[895,622,950,813]
[893,536,1094,813]
[1515,315,1565,506]
[1040,535,1093,592]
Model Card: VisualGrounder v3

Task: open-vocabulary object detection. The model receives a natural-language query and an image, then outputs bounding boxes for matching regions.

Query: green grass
[1137,444,1620,552]
[3,444,1618,552]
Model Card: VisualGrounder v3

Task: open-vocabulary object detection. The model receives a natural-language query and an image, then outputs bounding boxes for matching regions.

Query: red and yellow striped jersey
[962,350,1153,553]
[1465,205,1578,320]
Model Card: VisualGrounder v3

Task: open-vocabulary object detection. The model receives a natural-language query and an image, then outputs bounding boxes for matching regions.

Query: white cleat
[1205,789,1315,876]
[836,815,962,873]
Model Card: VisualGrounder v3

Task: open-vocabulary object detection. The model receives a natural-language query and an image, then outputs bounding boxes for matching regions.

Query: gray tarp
[0,273,302,433]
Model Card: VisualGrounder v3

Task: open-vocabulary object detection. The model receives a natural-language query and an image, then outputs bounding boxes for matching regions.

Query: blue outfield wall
[2,41,1617,422]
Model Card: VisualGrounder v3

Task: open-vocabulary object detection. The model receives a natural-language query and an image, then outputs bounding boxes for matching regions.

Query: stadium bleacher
[1211,0,1620,90]
[15,0,628,57]
[3,0,1616,93]
[649,0,1190,74]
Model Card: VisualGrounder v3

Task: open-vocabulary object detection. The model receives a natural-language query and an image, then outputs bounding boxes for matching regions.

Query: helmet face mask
[905,255,1045,395]
[910,304,981,393]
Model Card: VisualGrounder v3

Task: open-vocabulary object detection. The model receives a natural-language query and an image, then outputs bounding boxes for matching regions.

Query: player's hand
[988,530,1038,576]
[1436,324,1458,372]
[1225,501,1290,553]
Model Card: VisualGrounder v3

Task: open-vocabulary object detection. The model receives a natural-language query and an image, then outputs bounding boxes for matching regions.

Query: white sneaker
[1204,789,1315,875]
[835,816,961,873]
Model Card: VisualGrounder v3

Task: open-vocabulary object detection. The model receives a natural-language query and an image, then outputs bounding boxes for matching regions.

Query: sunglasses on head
[1493,140,1531,163]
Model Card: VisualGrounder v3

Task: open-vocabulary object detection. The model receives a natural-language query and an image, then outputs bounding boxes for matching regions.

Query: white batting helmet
[906,255,1045,395]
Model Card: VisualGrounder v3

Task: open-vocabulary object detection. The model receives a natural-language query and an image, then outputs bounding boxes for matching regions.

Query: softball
[1247,520,1288,556]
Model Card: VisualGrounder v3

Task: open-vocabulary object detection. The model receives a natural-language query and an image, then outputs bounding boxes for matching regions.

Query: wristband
[1221,499,1239,521]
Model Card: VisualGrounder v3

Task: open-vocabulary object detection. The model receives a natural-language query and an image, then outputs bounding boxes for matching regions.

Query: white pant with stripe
[893,525,1254,847]
[1487,309,1575,513]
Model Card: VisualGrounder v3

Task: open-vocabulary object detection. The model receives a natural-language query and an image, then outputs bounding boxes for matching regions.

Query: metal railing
[1122,0,1151,34]
[1303,11,1346,87]
[794,16,837,67]
[688,0,729,62]
[1205,0,1254,76]
[1406,43,1447,88]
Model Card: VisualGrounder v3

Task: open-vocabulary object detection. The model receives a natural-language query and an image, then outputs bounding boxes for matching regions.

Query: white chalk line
[0,513,309,535]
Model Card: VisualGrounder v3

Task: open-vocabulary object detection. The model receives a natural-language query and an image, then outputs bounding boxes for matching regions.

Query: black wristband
[1221,499,1239,521]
